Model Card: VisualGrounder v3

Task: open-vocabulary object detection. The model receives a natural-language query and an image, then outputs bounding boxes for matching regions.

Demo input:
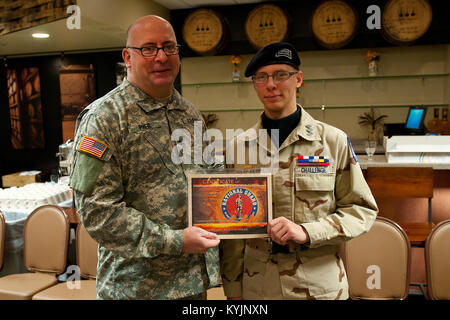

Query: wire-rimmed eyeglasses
[252,71,298,85]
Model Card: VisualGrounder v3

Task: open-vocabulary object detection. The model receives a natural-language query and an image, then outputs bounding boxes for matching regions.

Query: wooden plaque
[382,0,432,45]
[245,4,289,49]
[311,0,358,49]
[182,9,227,55]
[187,172,272,239]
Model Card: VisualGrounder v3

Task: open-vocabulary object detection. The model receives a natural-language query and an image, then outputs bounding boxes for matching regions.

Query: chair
[32,223,98,300]
[0,211,5,271]
[425,219,450,300]
[344,217,411,300]
[0,205,70,299]
[366,167,434,295]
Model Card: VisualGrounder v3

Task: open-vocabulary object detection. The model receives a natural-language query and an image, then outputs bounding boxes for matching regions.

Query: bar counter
[358,154,450,170]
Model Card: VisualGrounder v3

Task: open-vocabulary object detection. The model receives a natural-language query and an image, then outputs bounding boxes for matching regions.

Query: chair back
[0,211,5,270]
[76,224,98,279]
[344,217,411,300]
[23,205,69,274]
[425,219,450,300]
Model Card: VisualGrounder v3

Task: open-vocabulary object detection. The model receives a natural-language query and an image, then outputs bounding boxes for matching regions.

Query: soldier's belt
[271,242,290,254]
[246,238,305,254]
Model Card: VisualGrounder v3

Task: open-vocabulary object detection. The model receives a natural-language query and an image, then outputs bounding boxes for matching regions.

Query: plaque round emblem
[221,188,259,222]
[245,4,289,49]
[311,0,358,49]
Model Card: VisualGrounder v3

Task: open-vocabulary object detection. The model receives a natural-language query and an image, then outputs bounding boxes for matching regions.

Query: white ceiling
[1,0,269,57]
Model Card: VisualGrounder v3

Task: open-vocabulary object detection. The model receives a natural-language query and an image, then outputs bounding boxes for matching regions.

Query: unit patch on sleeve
[78,136,108,159]
[347,137,358,164]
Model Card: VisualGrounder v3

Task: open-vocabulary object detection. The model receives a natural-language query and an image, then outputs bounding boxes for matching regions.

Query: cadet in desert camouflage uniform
[220,42,378,300]
[70,15,220,299]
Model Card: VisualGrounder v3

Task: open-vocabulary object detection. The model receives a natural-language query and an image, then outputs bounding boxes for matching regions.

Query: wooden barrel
[381,0,432,45]
[182,9,229,56]
[311,0,358,49]
[245,4,289,49]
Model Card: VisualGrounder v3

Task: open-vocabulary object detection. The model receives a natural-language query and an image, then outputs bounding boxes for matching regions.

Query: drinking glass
[365,140,377,160]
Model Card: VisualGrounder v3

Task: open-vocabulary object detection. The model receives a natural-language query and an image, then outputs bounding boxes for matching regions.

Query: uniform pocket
[272,168,293,219]
[297,253,348,299]
[294,166,335,223]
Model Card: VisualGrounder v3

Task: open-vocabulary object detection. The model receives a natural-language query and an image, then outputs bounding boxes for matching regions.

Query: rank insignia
[79,136,108,159]
[297,155,330,166]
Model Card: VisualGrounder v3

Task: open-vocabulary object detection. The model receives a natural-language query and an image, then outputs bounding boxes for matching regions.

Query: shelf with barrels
[6,67,44,149]
[6,69,21,148]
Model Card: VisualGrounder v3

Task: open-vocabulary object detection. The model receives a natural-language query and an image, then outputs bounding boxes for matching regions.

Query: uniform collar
[236,105,321,154]
[292,105,321,142]
[122,78,186,113]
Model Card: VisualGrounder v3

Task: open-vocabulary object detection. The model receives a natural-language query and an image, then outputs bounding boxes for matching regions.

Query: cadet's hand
[267,217,310,245]
[182,226,220,254]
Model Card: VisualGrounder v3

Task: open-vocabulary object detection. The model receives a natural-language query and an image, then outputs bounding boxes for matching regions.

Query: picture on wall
[59,64,96,142]
[6,67,45,149]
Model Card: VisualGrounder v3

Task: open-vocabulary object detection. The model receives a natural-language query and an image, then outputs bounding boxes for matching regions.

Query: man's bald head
[126,15,175,47]
[122,14,180,98]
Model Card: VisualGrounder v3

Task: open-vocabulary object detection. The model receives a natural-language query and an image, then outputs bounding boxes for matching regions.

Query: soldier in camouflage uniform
[70,15,220,299]
[220,42,378,300]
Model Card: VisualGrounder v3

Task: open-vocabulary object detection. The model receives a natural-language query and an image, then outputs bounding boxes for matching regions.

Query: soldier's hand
[267,217,310,245]
[182,226,220,254]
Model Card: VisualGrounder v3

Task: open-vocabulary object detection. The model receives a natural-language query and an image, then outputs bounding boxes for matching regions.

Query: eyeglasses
[126,44,181,57]
[252,71,298,85]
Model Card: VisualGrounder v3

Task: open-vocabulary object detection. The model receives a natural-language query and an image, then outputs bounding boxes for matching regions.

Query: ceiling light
[32,33,49,39]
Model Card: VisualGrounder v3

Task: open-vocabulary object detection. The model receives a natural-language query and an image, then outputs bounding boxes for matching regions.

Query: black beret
[245,42,301,77]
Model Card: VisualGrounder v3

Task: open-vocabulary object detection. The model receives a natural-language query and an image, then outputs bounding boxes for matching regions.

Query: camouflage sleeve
[220,239,245,298]
[70,112,183,258]
[301,135,378,248]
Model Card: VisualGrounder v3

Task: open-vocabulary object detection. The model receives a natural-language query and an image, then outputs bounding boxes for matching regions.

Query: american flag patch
[297,156,330,166]
[79,136,108,159]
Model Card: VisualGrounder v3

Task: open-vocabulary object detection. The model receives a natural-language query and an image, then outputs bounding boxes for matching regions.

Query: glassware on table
[365,140,377,160]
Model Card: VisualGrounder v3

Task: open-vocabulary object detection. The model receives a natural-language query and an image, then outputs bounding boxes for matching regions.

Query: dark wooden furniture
[63,207,80,225]
[366,167,435,247]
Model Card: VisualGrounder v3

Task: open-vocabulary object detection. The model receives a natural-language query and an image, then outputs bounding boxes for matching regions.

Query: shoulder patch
[78,136,108,159]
